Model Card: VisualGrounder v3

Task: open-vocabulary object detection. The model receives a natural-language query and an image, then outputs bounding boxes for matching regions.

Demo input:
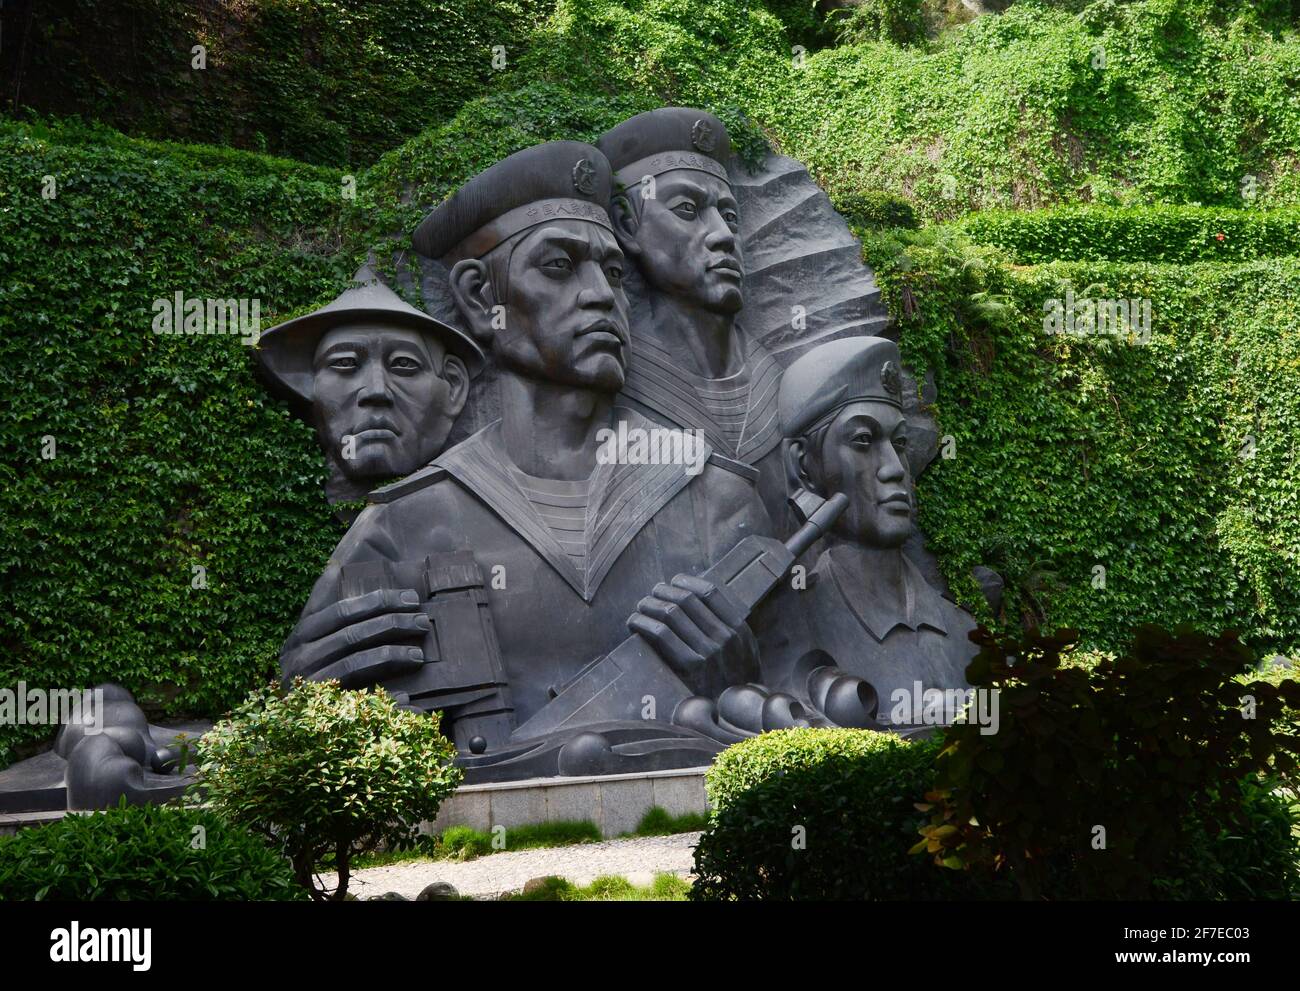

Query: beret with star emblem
[412,141,614,266]
[778,336,907,439]
[596,107,733,191]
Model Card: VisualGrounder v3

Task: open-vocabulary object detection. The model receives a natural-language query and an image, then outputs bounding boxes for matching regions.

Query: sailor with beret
[257,265,484,509]
[750,336,977,730]
[281,142,781,773]
[596,108,788,526]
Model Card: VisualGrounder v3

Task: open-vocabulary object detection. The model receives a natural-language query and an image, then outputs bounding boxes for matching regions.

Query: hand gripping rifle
[510,492,850,741]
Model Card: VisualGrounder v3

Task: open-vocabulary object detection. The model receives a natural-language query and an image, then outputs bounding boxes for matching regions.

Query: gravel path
[330,832,703,900]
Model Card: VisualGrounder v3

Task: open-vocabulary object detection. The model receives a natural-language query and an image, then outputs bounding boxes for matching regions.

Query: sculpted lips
[350,418,400,443]
[879,492,910,511]
[707,256,743,277]
[577,318,627,350]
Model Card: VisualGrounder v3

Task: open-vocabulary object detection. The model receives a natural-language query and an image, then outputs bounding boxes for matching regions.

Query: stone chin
[317,418,453,484]
[834,505,914,550]
[499,350,627,396]
[333,444,404,482]
[702,281,744,316]
[672,265,744,316]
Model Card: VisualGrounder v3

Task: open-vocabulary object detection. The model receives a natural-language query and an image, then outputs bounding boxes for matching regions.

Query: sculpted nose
[577,260,617,310]
[357,361,393,405]
[704,211,737,253]
[878,443,906,483]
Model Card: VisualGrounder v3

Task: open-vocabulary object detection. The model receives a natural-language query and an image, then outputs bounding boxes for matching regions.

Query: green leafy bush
[690,728,996,900]
[198,679,462,900]
[1152,777,1300,900]
[831,188,920,230]
[954,206,1300,264]
[758,0,841,49]
[0,801,302,901]
[832,0,928,46]
[914,625,1300,899]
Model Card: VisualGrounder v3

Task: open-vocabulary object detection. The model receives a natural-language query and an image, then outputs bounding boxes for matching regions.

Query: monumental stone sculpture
[256,266,485,509]
[0,110,988,810]
[752,336,978,727]
[274,141,815,780]
[0,685,204,813]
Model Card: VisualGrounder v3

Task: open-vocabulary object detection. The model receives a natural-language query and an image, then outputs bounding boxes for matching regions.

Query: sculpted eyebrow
[316,340,368,361]
[843,413,884,433]
[662,178,708,201]
[531,231,591,257]
[386,338,435,365]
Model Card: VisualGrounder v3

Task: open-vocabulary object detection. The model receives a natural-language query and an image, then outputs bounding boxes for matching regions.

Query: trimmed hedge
[830,188,920,231]
[694,693,1297,902]
[690,728,997,900]
[954,206,1300,264]
[0,802,304,901]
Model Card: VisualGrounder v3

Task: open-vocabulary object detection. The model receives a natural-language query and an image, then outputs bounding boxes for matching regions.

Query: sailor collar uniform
[431,409,706,602]
[619,323,783,466]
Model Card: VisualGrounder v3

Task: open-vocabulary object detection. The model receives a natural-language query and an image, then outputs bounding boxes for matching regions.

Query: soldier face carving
[312,323,469,480]
[615,170,743,315]
[451,219,631,393]
[814,400,913,549]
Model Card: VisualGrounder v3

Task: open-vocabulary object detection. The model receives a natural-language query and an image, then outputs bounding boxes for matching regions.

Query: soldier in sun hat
[257,264,484,505]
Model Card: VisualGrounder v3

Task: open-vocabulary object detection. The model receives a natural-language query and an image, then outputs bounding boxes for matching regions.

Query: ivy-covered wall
[768,0,1300,217]
[0,120,354,762]
[866,230,1300,652]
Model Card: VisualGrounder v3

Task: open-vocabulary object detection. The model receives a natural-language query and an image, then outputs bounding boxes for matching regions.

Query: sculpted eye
[605,264,623,283]
[893,435,908,450]
[672,201,698,220]
[329,356,358,371]
[390,355,422,372]
[851,431,874,446]
[722,209,739,227]
[543,257,574,273]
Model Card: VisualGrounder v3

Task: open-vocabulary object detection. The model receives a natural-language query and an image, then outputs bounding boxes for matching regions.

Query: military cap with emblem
[256,264,485,412]
[596,107,732,192]
[778,336,905,439]
[411,141,615,266]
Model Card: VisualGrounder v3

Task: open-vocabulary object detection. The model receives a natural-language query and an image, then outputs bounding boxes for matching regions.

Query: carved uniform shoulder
[369,464,451,504]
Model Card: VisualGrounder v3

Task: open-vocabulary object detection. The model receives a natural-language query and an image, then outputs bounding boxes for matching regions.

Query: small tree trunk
[293,853,326,902]
[332,843,351,902]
